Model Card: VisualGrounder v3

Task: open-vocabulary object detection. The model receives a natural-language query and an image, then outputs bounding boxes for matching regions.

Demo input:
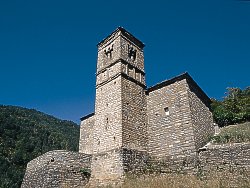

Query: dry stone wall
[21,150,91,188]
[146,142,250,181]
[198,143,250,186]
[199,143,250,173]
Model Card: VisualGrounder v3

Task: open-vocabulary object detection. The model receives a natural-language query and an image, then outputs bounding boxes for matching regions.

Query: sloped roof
[80,112,94,121]
[147,72,211,108]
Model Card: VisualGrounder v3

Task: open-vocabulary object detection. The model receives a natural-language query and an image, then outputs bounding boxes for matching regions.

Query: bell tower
[91,27,148,185]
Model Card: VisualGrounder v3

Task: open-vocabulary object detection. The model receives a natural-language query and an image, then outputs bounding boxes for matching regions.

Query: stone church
[79,27,214,185]
[22,27,215,187]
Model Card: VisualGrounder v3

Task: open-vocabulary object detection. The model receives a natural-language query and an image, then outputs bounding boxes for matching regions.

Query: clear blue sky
[0,0,249,123]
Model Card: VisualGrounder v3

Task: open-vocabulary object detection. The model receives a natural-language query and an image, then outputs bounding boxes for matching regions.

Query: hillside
[0,105,80,188]
[211,121,250,144]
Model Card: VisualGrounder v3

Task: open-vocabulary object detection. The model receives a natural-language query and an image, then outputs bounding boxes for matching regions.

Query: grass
[105,172,250,188]
[77,171,250,188]
[211,122,250,144]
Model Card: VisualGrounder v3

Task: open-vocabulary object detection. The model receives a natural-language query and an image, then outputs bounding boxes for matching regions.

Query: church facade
[79,27,214,184]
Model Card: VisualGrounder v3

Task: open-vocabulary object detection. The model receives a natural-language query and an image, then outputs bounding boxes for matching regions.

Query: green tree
[212,87,250,127]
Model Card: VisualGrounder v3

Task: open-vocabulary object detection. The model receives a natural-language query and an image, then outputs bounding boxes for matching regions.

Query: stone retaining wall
[198,143,250,179]
[146,142,250,184]
[21,150,92,188]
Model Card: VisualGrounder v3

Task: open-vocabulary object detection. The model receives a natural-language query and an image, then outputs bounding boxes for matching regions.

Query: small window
[128,45,137,60]
[164,107,170,116]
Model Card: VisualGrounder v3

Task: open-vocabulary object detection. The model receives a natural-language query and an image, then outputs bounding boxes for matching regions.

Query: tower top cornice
[97,27,145,49]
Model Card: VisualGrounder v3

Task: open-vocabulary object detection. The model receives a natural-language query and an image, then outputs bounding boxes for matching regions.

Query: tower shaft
[91,28,148,185]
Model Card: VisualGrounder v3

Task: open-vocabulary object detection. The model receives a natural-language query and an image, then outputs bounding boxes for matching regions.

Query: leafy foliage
[211,87,250,127]
[0,105,80,188]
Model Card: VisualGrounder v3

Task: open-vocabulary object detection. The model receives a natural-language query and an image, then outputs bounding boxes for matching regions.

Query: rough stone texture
[97,27,145,75]
[146,74,214,161]
[147,79,196,160]
[198,143,250,186]
[146,142,250,183]
[90,149,124,186]
[89,27,148,186]
[21,150,91,188]
[79,114,94,154]
[121,76,147,151]
[186,79,214,150]
[94,76,123,154]
[199,143,250,173]
[89,148,148,187]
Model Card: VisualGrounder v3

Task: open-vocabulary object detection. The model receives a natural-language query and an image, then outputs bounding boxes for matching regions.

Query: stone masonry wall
[119,36,144,71]
[90,149,124,186]
[188,85,214,150]
[90,148,148,186]
[146,142,250,182]
[96,61,121,87]
[121,76,147,151]
[147,79,196,160]
[91,75,123,185]
[21,150,91,188]
[93,76,123,154]
[198,143,250,186]
[97,31,121,73]
[91,27,148,186]
[199,143,250,173]
[79,115,94,154]
[97,28,145,74]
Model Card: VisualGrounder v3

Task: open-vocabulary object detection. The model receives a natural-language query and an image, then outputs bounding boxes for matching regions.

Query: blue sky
[0,0,249,123]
